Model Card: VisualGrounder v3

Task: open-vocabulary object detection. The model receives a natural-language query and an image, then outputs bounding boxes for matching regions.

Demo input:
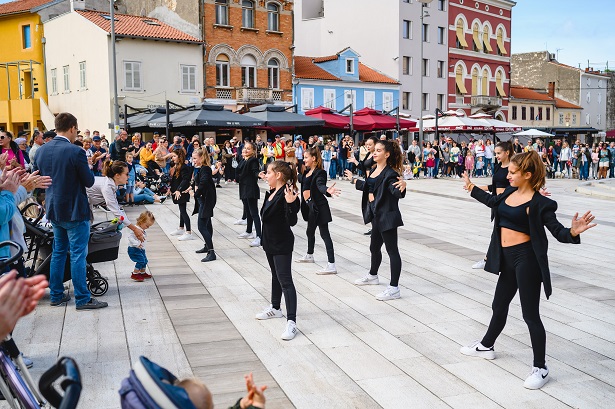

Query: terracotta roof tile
[359,63,399,84]
[554,98,582,109]
[294,56,341,81]
[0,0,54,16]
[77,10,200,43]
[312,55,338,63]
[510,86,553,102]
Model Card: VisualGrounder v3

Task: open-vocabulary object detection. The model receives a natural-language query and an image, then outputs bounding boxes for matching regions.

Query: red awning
[304,106,350,129]
[352,108,416,131]
[606,129,615,137]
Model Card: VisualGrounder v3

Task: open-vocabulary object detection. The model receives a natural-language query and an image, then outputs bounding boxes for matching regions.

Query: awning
[422,115,492,132]
[352,108,416,131]
[551,127,599,134]
[148,103,265,129]
[497,35,507,55]
[126,108,169,131]
[606,129,615,137]
[483,31,493,52]
[304,106,349,129]
[242,104,325,130]
[456,23,468,48]
[496,80,506,97]
[473,27,482,51]
[455,75,468,94]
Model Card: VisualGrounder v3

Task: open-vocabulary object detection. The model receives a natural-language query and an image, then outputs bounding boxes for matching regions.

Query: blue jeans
[134,187,156,204]
[339,158,348,177]
[329,159,338,179]
[128,246,148,270]
[579,162,589,180]
[484,158,493,174]
[50,220,90,306]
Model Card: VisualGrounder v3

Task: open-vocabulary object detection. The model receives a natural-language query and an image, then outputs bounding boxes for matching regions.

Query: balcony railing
[236,87,275,104]
[216,88,234,99]
[471,95,502,108]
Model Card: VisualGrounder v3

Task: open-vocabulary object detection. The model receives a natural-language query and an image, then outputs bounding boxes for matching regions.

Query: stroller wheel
[90,269,101,278]
[88,276,109,296]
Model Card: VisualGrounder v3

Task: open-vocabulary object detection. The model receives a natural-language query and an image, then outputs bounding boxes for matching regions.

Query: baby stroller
[0,241,82,409]
[21,203,118,296]
[119,356,197,409]
[142,174,170,196]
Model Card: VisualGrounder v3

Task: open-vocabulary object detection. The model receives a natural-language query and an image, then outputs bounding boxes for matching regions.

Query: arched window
[455,18,467,49]
[471,67,479,96]
[482,68,489,95]
[483,26,493,53]
[215,0,229,25]
[496,70,506,97]
[496,27,507,56]
[268,58,279,89]
[215,54,230,87]
[267,3,280,32]
[242,0,254,29]
[472,22,482,52]
[241,54,257,88]
[455,65,467,95]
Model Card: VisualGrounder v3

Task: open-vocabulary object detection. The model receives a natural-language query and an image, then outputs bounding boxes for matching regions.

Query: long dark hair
[376,139,404,175]
[172,148,187,177]
[495,141,514,160]
[1,131,20,160]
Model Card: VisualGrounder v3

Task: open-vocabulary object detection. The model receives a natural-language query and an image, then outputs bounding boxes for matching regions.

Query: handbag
[231,157,238,168]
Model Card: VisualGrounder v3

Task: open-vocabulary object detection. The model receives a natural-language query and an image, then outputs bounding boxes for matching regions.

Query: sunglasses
[0,135,6,139]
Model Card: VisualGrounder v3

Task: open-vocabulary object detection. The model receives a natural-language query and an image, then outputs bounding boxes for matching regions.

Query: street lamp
[417,0,432,148]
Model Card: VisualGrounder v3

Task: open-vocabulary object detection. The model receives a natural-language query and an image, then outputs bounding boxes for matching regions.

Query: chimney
[547,82,555,99]
[71,0,86,11]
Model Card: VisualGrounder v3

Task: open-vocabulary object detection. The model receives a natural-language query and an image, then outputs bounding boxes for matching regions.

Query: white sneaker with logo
[170,228,184,236]
[354,274,379,285]
[376,286,401,301]
[249,237,261,247]
[178,233,196,241]
[524,366,549,389]
[472,259,487,269]
[255,305,284,320]
[316,262,337,275]
[281,320,298,341]
[237,232,256,239]
[295,254,315,263]
[460,340,496,360]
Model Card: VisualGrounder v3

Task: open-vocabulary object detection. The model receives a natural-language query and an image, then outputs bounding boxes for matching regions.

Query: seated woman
[140,141,162,178]
[133,177,166,205]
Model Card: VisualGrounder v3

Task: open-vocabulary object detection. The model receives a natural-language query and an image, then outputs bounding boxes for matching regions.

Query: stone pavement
[12,176,615,408]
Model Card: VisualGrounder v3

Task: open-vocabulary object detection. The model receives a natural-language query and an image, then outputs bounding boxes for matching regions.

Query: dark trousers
[306,221,335,263]
[266,253,297,322]
[368,223,402,287]
[197,216,214,250]
[481,241,546,368]
[242,198,261,237]
[177,202,191,231]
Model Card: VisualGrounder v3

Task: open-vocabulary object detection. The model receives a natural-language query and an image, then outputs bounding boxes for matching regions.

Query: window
[79,61,86,90]
[456,19,468,49]
[50,68,57,94]
[483,26,493,53]
[537,107,543,121]
[472,23,482,52]
[364,91,376,109]
[530,107,535,121]
[437,60,445,78]
[422,58,429,77]
[437,0,445,11]
[521,106,527,120]
[242,0,255,28]
[124,61,141,90]
[597,114,601,125]
[382,92,393,111]
[345,89,357,108]
[268,58,279,89]
[267,2,280,31]
[216,54,230,87]
[559,113,564,125]
[511,106,517,120]
[437,26,445,44]
[598,93,602,104]
[241,54,257,87]
[482,68,489,95]
[301,88,314,110]
[585,113,590,125]
[62,65,70,92]
[572,113,577,125]
[546,107,550,121]
[345,58,355,74]
[324,89,336,110]
[402,91,411,110]
[22,25,31,49]
[422,93,429,111]
[181,65,196,92]
[471,67,479,95]
[403,20,412,39]
[586,92,591,104]
[455,66,467,94]
[215,0,229,25]
[496,28,507,55]
[496,71,506,97]
[422,23,429,42]
[402,56,412,75]
[437,94,445,110]
[402,0,411,3]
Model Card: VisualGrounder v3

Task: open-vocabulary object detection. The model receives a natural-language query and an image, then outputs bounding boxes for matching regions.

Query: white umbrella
[422,115,492,132]
[513,128,553,137]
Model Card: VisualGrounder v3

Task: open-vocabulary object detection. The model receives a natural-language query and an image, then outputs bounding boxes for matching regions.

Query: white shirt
[86,176,132,226]
[127,226,146,248]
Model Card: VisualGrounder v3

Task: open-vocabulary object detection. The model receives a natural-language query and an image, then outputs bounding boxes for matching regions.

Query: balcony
[236,87,276,104]
[471,95,502,109]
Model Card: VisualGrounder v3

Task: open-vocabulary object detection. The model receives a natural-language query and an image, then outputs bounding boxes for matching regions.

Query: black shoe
[364,229,372,236]
[50,292,71,306]
[201,250,216,262]
[159,196,167,204]
[195,246,209,254]
[216,184,222,188]
[76,297,108,310]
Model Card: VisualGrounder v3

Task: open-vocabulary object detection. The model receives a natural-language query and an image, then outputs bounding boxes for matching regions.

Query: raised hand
[539,187,551,197]
[327,182,341,197]
[344,169,353,180]
[393,176,407,192]
[239,373,267,409]
[0,152,8,171]
[462,171,472,191]
[0,169,22,193]
[570,211,597,236]
[284,184,298,203]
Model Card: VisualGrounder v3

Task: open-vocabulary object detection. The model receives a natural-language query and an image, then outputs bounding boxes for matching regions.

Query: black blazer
[237,156,260,200]
[299,168,332,226]
[471,186,580,299]
[192,166,217,218]
[260,188,300,255]
[355,165,406,231]
[170,165,193,204]
[356,154,375,211]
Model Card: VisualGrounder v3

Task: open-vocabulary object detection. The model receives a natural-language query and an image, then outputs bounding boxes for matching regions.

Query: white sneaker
[234,219,248,225]
[472,259,486,269]
[295,254,315,263]
[237,232,256,239]
[524,366,549,389]
[354,274,379,285]
[376,286,401,301]
[170,228,184,236]
[178,233,195,241]
[460,340,496,360]
[255,305,284,320]
[316,262,337,275]
[281,320,298,341]
[224,180,228,185]
[249,237,261,247]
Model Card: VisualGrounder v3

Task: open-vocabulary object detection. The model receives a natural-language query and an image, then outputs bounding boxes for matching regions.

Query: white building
[44,2,203,135]
[294,0,448,118]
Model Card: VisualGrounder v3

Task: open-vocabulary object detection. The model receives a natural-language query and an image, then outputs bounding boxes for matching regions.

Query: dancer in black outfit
[348,136,378,235]
[254,160,301,341]
[346,140,407,301]
[192,148,219,262]
[169,149,195,241]
[461,151,596,390]
[236,142,262,248]
[296,147,341,274]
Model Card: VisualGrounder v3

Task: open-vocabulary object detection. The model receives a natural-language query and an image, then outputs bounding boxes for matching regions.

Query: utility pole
[110,0,120,134]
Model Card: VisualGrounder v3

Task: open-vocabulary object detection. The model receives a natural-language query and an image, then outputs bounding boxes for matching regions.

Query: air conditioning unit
[549,53,556,61]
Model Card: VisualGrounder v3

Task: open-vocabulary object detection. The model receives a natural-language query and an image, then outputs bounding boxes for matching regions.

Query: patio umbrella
[469,116,522,133]
[422,115,492,132]
[513,129,553,137]
[126,108,169,131]
[148,103,265,129]
[304,106,350,129]
[242,104,325,130]
[352,108,416,131]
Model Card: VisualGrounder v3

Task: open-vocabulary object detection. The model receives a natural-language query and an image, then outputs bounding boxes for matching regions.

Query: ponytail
[376,139,404,175]
[102,160,127,178]
[269,160,298,191]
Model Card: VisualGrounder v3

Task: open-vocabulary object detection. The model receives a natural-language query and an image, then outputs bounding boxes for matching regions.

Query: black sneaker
[76,297,108,310]
[96,204,111,213]
[50,292,71,306]
[364,229,372,236]
[159,196,167,204]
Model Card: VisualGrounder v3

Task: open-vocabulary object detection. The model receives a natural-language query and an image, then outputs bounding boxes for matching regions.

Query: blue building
[293,47,400,115]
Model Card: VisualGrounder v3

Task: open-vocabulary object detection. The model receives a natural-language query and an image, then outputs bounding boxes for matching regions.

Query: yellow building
[0,0,55,136]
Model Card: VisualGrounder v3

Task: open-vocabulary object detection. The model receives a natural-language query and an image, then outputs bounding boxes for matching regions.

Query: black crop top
[366,176,377,193]
[492,165,509,190]
[498,199,530,235]
[301,172,313,193]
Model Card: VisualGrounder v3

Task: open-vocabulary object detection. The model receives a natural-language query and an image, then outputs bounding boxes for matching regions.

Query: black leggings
[242,198,261,237]
[177,202,191,231]
[266,253,297,322]
[197,216,213,250]
[481,241,546,368]
[368,223,402,287]
[306,221,335,263]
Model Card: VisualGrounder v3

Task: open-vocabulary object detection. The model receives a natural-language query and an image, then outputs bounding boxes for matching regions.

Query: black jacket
[299,168,332,226]
[170,164,192,204]
[192,166,217,218]
[260,188,300,255]
[356,154,375,211]
[355,165,406,231]
[471,186,580,299]
[237,156,261,200]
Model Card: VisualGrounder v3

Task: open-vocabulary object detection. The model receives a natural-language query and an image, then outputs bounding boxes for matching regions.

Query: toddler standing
[465,150,475,177]
[475,156,485,177]
[127,210,155,282]
[426,153,436,178]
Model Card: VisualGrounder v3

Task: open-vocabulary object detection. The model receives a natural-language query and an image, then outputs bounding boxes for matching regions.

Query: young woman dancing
[169,149,195,241]
[192,148,218,262]
[461,150,596,389]
[345,140,407,301]
[236,142,263,248]
[296,147,341,274]
[349,136,378,236]
[255,160,301,340]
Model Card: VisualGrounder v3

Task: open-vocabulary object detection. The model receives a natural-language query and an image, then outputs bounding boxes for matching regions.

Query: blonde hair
[194,148,211,167]
[176,379,213,409]
[136,210,155,226]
